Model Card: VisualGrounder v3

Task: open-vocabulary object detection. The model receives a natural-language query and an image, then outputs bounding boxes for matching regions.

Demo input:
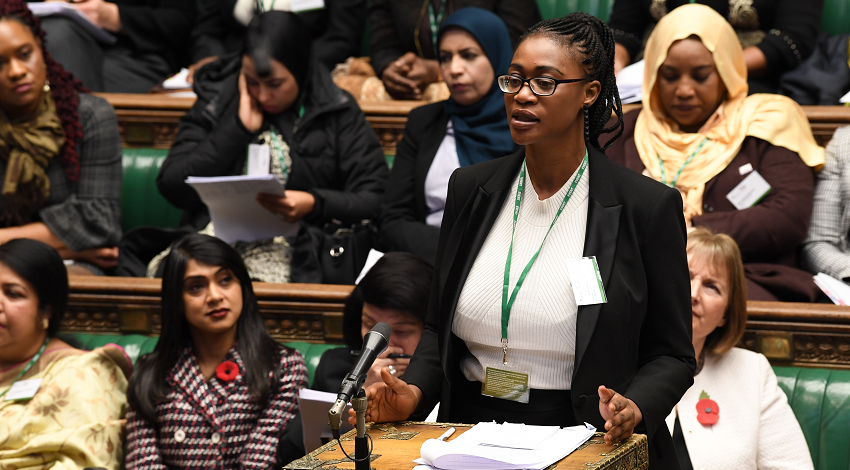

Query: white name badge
[726,171,771,210]
[5,378,42,401]
[566,256,608,306]
[291,0,325,12]
[247,144,271,176]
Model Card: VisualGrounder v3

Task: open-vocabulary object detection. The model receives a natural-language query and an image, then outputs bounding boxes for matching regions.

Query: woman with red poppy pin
[665,228,812,470]
[125,233,308,470]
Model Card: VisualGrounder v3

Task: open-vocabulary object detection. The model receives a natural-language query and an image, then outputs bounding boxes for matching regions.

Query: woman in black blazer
[358,14,695,469]
[380,8,517,262]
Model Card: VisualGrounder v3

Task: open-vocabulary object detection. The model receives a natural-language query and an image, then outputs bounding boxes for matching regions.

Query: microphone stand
[352,389,371,470]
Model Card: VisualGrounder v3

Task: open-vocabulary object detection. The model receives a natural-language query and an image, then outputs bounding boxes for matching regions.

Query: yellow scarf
[634,4,824,222]
[0,92,65,199]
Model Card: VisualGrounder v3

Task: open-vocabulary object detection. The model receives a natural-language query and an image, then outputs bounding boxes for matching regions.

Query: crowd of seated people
[5,0,850,467]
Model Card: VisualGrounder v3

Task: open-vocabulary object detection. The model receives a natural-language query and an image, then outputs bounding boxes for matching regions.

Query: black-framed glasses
[497,74,591,96]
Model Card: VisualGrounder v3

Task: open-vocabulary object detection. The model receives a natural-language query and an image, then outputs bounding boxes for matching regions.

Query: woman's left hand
[257,190,316,223]
[598,385,643,445]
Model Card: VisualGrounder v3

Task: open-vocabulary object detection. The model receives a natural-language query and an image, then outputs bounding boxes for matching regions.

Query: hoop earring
[43,80,50,93]
[583,104,590,144]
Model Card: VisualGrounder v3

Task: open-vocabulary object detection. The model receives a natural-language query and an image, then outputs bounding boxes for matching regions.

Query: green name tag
[482,367,530,403]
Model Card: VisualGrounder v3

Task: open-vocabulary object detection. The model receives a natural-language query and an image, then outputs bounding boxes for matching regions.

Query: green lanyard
[259,0,277,13]
[657,137,708,188]
[0,337,49,400]
[501,150,588,364]
[428,0,447,53]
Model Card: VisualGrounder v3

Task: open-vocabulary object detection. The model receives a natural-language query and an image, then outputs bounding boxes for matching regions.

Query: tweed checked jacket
[125,345,307,469]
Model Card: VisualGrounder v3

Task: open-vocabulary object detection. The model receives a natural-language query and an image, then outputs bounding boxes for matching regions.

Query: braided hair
[0,0,86,182]
[522,13,624,151]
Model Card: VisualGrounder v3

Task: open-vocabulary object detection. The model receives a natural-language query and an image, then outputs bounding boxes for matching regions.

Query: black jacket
[114,0,196,72]
[191,0,366,71]
[401,146,695,468]
[369,0,541,76]
[379,102,448,262]
[157,55,388,231]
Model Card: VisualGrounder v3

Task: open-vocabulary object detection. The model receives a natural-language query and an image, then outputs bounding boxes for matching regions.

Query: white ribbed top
[453,163,589,390]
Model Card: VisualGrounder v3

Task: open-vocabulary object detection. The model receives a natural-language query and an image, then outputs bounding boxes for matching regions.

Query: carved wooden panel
[63,276,352,343]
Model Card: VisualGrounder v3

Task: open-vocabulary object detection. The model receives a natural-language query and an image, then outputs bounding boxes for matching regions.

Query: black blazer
[379,102,449,263]
[402,146,696,468]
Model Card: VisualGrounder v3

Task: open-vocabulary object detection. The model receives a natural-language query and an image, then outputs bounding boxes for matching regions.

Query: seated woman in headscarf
[0,239,130,469]
[152,11,388,284]
[379,8,516,263]
[0,1,122,275]
[605,4,825,302]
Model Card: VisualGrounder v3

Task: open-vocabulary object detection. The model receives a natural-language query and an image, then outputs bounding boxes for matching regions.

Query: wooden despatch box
[283,421,648,470]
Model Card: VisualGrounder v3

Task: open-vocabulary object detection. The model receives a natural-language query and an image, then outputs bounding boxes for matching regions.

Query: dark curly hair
[0,0,86,182]
[521,13,624,151]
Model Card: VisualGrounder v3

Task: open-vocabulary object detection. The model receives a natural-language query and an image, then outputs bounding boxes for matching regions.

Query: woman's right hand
[348,367,422,425]
[364,346,411,389]
[238,72,263,133]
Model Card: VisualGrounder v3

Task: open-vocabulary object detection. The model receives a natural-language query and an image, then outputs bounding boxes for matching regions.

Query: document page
[186,175,298,244]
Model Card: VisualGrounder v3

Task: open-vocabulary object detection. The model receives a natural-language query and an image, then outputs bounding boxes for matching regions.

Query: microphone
[328,322,391,439]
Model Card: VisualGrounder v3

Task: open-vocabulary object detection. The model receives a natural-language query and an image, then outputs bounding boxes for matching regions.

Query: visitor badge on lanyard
[566,256,608,306]
[290,0,325,12]
[5,378,42,401]
[483,365,530,404]
[247,144,271,176]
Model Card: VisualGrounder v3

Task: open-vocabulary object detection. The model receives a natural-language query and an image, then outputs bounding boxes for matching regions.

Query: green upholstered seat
[821,0,850,34]
[536,0,612,22]
[775,367,850,470]
[62,333,343,388]
[121,148,184,232]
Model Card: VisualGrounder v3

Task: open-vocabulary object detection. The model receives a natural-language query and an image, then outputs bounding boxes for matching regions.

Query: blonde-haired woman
[668,227,812,470]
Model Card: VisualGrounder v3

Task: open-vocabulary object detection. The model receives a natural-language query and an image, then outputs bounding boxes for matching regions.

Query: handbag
[317,219,376,285]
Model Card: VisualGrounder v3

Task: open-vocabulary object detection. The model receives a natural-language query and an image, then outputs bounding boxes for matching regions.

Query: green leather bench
[65,332,850,469]
[64,333,341,388]
[121,148,183,232]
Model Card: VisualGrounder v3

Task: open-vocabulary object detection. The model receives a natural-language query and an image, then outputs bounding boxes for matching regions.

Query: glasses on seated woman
[125,233,308,469]
[0,239,129,469]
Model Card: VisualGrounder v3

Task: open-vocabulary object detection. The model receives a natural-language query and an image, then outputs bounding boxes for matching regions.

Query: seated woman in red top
[125,233,308,469]
[605,4,825,302]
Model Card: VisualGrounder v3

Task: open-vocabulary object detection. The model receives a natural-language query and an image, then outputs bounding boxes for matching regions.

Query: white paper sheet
[617,60,645,104]
[354,249,385,284]
[162,68,192,90]
[27,3,116,44]
[185,175,298,244]
[417,422,595,470]
[814,272,850,305]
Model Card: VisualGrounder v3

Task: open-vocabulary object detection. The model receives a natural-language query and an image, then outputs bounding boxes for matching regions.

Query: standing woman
[359,13,695,468]
[0,1,122,275]
[125,234,308,469]
[380,7,517,262]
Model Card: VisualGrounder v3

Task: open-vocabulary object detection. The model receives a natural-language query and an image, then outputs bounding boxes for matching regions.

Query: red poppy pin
[215,360,238,381]
[696,390,719,426]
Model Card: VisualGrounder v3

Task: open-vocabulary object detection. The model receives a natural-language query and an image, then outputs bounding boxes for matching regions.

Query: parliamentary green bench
[63,331,850,470]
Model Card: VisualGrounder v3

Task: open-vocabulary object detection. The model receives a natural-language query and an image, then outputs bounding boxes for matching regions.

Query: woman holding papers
[0,2,122,275]
[605,5,824,302]
[153,11,387,283]
[125,234,308,469]
[356,13,695,469]
[379,8,518,263]
[668,228,812,470]
[0,239,129,470]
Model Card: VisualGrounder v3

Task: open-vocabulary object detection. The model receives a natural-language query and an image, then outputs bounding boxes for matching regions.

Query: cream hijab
[635,4,824,221]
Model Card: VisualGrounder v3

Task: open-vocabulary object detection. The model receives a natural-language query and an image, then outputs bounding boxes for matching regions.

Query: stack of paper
[185,175,298,244]
[617,60,645,104]
[814,272,850,305]
[413,422,595,470]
